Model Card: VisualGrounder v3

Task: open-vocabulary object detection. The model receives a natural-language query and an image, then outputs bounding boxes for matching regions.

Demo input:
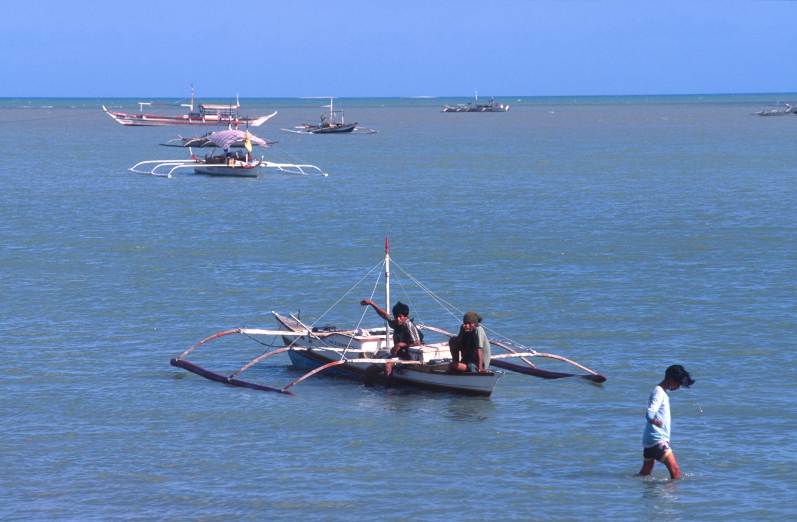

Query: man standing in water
[638,364,696,480]
[448,311,491,372]
[360,300,422,386]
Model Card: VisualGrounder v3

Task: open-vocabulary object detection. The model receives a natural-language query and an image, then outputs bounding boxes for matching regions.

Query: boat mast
[181,84,195,112]
[385,236,390,349]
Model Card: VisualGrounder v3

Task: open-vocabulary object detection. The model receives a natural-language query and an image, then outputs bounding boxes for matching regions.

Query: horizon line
[1,91,796,100]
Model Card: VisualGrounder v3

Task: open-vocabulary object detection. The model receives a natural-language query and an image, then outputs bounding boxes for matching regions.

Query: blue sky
[2,0,795,98]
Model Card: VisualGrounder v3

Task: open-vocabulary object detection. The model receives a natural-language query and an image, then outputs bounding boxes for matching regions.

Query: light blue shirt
[642,385,671,447]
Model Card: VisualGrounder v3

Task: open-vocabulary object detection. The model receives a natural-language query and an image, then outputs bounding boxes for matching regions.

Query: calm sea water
[1,95,795,521]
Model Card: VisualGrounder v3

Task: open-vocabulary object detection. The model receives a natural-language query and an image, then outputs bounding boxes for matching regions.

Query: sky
[1,0,796,98]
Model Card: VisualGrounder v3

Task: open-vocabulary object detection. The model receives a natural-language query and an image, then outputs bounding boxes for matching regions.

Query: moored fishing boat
[442,93,509,112]
[170,239,606,396]
[753,102,797,116]
[281,98,377,134]
[103,87,277,127]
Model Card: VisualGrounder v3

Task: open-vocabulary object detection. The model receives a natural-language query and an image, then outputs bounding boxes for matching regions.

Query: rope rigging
[240,255,537,357]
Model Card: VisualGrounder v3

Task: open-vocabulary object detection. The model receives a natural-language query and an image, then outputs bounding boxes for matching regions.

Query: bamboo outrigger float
[170,239,606,396]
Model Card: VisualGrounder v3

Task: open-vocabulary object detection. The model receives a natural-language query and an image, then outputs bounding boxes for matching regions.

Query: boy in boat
[360,300,422,386]
[448,311,491,373]
[637,364,696,480]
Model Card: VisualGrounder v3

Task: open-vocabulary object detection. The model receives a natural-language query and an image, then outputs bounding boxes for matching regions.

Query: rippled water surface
[1,95,795,520]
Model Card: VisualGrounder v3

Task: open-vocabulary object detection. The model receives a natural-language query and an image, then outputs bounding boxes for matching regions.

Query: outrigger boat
[281,98,377,134]
[170,239,606,396]
[103,87,277,127]
[443,92,509,112]
[753,102,797,116]
[130,129,327,178]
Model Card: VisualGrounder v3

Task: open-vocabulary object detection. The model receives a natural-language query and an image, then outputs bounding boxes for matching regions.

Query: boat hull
[392,366,501,396]
[104,108,272,127]
[442,105,509,112]
[193,162,261,177]
[107,112,233,126]
[286,347,501,396]
[308,122,357,133]
[274,313,500,396]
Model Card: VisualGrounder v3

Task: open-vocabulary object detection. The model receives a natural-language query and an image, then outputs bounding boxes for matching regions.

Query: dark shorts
[643,441,672,462]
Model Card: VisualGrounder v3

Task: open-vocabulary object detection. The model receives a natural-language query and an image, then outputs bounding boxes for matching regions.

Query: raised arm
[360,299,390,321]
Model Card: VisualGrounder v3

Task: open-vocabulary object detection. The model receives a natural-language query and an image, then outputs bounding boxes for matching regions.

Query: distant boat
[753,102,797,116]
[103,87,276,127]
[443,93,509,112]
[281,98,377,134]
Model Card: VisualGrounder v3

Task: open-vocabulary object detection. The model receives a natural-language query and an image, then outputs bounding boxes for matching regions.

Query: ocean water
[1,94,795,521]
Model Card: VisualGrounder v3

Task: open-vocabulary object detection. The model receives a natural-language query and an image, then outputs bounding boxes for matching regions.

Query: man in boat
[637,364,696,480]
[360,299,422,386]
[448,311,491,373]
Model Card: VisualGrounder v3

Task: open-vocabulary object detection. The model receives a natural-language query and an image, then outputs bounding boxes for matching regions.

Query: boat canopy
[209,130,268,151]
[198,104,239,116]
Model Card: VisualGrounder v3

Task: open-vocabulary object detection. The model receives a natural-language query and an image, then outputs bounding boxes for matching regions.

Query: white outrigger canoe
[170,239,606,396]
[129,129,327,178]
